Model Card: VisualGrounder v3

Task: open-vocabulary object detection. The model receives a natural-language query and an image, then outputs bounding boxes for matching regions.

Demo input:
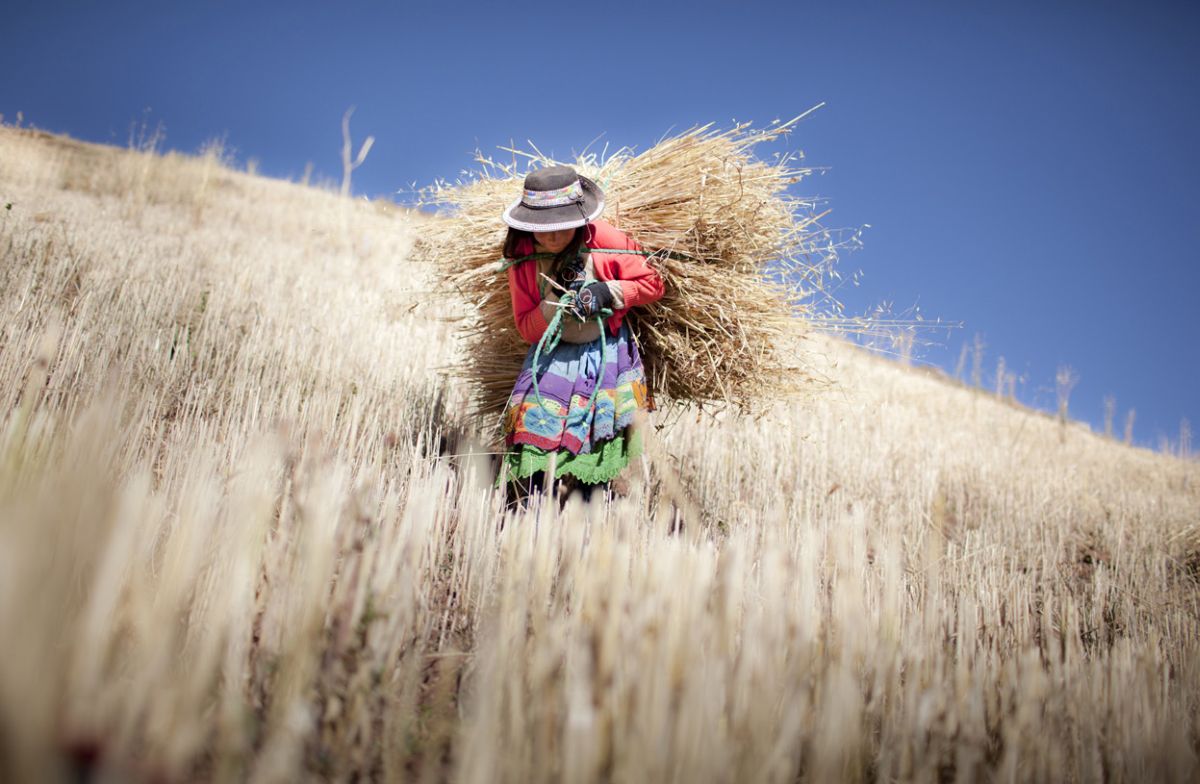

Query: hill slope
[1,127,1197,782]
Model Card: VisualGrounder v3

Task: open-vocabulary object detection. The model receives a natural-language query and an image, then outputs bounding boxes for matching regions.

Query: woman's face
[533,228,575,254]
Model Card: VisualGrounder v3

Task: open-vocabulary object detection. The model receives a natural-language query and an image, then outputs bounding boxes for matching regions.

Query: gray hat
[502,165,605,232]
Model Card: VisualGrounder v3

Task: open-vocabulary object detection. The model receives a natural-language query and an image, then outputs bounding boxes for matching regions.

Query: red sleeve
[615,256,664,309]
[507,261,549,344]
[588,220,665,308]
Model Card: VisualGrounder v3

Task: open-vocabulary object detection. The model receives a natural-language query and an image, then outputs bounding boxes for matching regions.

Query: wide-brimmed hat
[502,165,605,232]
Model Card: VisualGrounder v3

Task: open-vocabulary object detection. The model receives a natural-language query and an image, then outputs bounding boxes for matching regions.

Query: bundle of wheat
[416,116,839,430]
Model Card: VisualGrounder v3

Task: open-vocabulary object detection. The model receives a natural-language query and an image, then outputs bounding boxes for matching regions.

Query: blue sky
[3,1,1197,449]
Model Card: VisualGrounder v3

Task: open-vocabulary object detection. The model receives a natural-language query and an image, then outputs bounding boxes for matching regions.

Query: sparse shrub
[340,106,374,198]
[1056,363,1079,425]
[971,333,985,387]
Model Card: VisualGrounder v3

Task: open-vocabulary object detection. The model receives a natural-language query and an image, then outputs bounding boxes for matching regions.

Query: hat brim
[502,174,605,232]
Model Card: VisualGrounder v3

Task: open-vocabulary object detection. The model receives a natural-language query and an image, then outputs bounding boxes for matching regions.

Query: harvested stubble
[417,119,838,428]
[6,126,1200,784]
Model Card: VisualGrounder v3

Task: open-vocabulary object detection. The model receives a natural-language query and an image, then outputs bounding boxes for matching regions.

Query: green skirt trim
[503,429,642,485]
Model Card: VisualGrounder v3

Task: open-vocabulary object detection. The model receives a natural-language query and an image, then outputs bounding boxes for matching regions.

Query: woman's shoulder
[585,220,640,251]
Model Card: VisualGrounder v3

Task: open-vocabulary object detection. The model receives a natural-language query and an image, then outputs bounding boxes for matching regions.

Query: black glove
[553,256,587,289]
[571,282,615,319]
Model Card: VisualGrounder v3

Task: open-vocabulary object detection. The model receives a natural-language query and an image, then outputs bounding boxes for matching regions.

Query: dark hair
[502,226,586,268]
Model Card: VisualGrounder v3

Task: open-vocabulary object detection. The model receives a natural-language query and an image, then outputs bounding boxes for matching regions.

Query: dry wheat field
[0,126,1197,783]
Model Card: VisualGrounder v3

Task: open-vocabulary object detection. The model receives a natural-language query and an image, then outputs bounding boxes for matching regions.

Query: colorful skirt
[502,322,648,484]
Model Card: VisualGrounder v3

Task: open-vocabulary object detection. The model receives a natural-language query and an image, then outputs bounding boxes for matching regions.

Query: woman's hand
[540,291,600,342]
[571,282,615,319]
[554,255,587,289]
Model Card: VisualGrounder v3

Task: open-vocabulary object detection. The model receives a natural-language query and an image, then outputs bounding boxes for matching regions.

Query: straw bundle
[417,118,838,429]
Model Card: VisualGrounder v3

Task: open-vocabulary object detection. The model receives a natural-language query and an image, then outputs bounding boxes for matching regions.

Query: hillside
[1,126,1197,783]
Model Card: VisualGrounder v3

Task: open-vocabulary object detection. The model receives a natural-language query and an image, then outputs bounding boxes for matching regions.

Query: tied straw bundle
[417,114,843,430]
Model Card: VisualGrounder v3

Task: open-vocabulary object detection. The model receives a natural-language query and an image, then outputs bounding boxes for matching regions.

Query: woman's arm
[507,263,552,343]
[593,252,663,309]
[587,220,665,309]
[611,254,664,309]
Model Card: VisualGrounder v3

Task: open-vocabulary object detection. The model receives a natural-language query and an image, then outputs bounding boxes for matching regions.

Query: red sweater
[507,220,665,343]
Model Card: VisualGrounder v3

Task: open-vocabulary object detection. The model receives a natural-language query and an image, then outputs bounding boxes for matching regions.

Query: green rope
[498,251,558,272]
[528,291,609,423]
[497,247,696,272]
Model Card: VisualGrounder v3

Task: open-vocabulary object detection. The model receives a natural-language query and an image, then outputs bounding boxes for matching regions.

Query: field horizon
[1,125,1197,782]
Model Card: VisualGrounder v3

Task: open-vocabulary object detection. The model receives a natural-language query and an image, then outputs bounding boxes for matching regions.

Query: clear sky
[3,0,1197,450]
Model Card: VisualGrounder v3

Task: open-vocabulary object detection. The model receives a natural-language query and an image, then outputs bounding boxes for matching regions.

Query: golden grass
[1,126,1198,782]
[416,117,840,425]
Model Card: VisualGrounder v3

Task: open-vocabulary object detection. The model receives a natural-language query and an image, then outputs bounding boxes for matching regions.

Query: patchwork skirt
[502,322,648,484]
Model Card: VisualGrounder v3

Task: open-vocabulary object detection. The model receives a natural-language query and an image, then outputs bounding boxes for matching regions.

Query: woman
[499,165,664,499]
